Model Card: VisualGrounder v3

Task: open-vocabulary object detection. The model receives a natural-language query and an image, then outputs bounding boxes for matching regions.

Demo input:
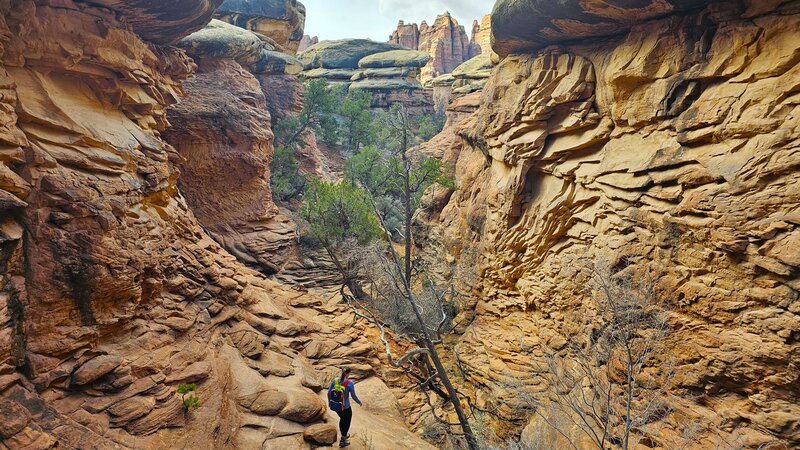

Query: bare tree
[525,260,673,450]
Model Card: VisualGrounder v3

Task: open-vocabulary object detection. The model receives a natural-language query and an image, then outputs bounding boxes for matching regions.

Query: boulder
[452,54,493,80]
[177,19,266,62]
[252,50,304,74]
[239,389,289,416]
[358,50,430,68]
[491,0,714,56]
[303,423,337,445]
[298,39,402,69]
[71,355,122,386]
[279,389,326,423]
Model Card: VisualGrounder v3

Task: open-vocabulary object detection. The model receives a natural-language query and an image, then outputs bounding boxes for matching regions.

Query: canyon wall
[418,0,800,447]
[0,1,432,449]
[164,18,301,275]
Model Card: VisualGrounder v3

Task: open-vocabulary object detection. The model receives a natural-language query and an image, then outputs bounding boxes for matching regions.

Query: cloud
[301,0,493,41]
[377,0,491,25]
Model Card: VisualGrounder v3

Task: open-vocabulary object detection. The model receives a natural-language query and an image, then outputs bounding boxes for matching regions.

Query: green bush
[177,383,201,411]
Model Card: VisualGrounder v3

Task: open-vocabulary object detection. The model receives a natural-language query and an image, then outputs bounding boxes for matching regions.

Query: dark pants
[334,407,352,438]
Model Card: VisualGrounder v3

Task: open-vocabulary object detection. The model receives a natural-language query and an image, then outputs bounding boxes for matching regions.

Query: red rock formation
[473,15,492,56]
[298,34,319,52]
[164,56,297,274]
[419,13,471,80]
[389,20,420,49]
[468,20,482,58]
[388,12,480,81]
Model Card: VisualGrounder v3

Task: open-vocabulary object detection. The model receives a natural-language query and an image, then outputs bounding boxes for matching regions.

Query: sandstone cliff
[165,18,301,275]
[417,0,800,447]
[0,2,433,449]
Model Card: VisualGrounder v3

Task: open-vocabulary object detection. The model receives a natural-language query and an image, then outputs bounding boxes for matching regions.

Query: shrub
[177,383,201,411]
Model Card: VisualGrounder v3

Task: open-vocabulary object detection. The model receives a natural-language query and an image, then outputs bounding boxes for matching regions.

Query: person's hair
[340,367,351,380]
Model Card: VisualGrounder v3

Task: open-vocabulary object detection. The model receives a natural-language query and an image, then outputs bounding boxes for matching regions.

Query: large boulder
[177,19,266,62]
[216,0,307,53]
[303,423,337,445]
[358,49,431,68]
[298,39,402,69]
[491,0,714,56]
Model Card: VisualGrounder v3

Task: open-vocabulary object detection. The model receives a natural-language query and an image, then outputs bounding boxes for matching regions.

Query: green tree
[338,90,375,152]
[270,145,306,202]
[276,79,343,148]
[300,180,382,294]
[271,79,343,202]
[344,104,475,450]
[417,113,446,141]
[344,144,452,240]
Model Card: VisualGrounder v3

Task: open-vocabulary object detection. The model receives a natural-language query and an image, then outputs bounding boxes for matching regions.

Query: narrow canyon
[0,1,797,449]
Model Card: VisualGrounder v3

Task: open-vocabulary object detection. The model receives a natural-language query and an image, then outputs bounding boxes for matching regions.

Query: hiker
[327,367,362,447]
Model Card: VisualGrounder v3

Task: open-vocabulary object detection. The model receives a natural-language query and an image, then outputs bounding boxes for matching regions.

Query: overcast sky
[301,0,494,42]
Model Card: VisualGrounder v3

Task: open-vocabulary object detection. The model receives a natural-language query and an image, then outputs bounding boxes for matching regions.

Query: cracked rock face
[418,1,799,447]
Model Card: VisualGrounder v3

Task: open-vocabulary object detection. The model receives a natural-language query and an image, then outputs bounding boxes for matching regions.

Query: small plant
[177,383,201,411]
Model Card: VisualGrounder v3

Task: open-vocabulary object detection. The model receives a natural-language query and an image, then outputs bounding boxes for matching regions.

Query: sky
[301,0,495,42]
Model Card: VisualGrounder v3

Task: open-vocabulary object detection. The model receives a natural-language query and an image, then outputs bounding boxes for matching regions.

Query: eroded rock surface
[418,1,800,447]
[0,1,432,449]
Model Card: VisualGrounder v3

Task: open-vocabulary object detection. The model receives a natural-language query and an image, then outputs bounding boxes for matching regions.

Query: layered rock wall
[299,40,434,114]
[164,18,304,275]
[0,2,433,449]
[419,1,800,447]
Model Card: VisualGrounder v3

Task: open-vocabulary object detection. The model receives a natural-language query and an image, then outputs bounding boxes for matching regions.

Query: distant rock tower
[388,11,490,81]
